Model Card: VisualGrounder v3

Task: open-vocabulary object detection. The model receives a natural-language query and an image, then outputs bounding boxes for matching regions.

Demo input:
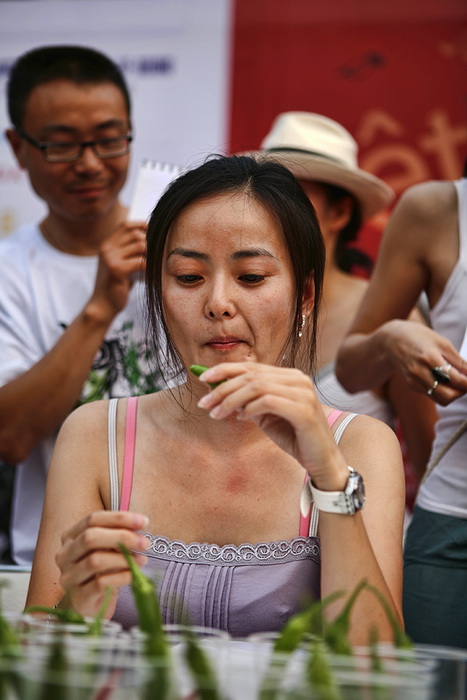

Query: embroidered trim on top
[138,533,320,566]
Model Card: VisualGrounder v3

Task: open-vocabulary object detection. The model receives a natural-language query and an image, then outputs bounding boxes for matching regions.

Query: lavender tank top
[108,399,356,637]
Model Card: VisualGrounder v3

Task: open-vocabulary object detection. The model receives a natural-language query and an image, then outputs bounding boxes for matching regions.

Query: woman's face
[162,191,297,370]
[298,181,332,240]
[298,180,352,250]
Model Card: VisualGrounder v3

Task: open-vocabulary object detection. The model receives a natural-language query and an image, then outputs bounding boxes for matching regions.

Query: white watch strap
[309,482,351,513]
[309,467,357,515]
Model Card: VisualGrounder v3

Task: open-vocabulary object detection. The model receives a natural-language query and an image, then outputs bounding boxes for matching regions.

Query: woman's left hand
[196,362,348,490]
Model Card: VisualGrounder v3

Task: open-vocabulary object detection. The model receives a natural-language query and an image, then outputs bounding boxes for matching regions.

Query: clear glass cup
[17,652,157,700]
[130,623,230,698]
[25,614,122,638]
[245,635,438,700]
[412,643,467,700]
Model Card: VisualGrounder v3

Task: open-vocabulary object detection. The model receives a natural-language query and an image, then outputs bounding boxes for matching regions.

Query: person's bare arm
[26,400,149,619]
[336,181,467,403]
[197,362,405,643]
[386,369,437,482]
[0,221,146,464]
[319,415,405,639]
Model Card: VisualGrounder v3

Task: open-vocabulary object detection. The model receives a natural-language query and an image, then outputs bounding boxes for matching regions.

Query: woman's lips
[206,338,244,350]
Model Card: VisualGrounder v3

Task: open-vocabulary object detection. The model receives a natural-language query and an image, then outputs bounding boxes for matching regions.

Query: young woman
[26,155,405,643]
[337,176,467,649]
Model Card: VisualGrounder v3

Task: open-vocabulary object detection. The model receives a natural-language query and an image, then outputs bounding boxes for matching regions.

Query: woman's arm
[386,368,437,482]
[26,400,148,619]
[336,181,467,404]
[318,413,405,640]
[195,362,405,644]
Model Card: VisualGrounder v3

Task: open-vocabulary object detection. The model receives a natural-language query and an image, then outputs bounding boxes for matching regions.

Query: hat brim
[240,150,394,220]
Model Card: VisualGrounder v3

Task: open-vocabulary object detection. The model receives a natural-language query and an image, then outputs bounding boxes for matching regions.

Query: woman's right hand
[55,510,150,619]
[380,320,467,405]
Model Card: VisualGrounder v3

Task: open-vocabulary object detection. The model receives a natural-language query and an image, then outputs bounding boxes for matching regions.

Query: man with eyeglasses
[0,45,168,566]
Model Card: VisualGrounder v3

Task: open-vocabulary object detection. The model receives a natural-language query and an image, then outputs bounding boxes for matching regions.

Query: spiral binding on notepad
[142,159,181,174]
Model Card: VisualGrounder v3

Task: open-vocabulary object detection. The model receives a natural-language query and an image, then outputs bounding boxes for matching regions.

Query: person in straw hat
[246,111,437,489]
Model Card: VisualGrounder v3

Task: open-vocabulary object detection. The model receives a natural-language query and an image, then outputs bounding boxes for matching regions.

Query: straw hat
[244,111,394,220]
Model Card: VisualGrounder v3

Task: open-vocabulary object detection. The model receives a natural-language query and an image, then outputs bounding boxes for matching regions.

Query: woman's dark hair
[146,154,326,381]
[7,45,131,129]
[318,182,372,274]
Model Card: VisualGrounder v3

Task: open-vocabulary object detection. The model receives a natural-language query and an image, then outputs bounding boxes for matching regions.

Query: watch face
[346,471,365,511]
[353,478,365,510]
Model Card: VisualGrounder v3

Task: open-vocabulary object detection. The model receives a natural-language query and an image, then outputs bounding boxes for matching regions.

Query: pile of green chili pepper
[0,540,414,700]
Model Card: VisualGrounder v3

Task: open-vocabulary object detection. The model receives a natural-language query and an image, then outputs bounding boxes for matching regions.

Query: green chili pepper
[189,364,224,388]
[183,628,221,700]
[368,626,395,700]
[119,544,172,700]
[36,637,69,700]
[259,591,345,700]
[306,638,342,700]
[0,588,24,700]
[273,590,345,655]
[86,586,113,637]
[366,584,413,649]
[368,625,384,673]
[323,579,368,656]
[25,605,86,625]
[0,615,20,651]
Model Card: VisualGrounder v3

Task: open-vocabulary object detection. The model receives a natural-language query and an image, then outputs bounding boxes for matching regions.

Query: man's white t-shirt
[0,224,166,565]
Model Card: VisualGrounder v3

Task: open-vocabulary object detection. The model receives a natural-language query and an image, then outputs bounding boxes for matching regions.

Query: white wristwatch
[309,466,365,515]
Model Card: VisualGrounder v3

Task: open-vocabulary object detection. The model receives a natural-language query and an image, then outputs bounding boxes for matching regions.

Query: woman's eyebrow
[167,247,277,261]
[232,248,276,260]
[167,248,207,260]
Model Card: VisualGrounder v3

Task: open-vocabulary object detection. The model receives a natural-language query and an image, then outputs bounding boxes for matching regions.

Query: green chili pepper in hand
[119,543,172,700]
[189,364,224,388]
[86,586,113,637]
[119,544,169,659]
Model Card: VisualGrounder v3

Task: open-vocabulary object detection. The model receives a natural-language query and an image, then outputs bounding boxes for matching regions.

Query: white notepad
[459,326,467,360]
[128,160,182,221]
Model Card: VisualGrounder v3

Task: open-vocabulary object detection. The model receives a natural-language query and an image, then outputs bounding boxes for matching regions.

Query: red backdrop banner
[229,0,467,261]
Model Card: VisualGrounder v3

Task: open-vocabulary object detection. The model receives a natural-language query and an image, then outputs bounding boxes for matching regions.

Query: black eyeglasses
[16,127,132,163]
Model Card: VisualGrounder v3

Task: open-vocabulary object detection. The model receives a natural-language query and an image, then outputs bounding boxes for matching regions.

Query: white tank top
[314,362,395,426]
[417,178,467,518]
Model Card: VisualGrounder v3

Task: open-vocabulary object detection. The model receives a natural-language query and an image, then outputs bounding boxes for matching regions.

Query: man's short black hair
[7,44,131,129]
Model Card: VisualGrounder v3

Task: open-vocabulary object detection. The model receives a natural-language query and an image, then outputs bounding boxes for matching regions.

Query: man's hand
[89,220,147,322]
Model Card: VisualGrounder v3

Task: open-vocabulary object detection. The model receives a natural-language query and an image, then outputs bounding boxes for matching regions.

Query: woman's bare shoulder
[57,398,113,443]
[336,411,402,462]
[397,180,457,221]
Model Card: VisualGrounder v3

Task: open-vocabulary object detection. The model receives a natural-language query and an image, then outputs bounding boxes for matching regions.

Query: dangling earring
[298,314,306,338]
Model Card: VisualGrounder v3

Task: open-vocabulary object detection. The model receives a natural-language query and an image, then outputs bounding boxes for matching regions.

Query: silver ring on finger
[431,363,452,385]
[427,379,439,397]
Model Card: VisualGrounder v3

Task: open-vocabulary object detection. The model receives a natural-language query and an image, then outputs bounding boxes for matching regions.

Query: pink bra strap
[120,397,138,511]
[299,409,343,536]
[327,409,343,428]
[299,488,312,537]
